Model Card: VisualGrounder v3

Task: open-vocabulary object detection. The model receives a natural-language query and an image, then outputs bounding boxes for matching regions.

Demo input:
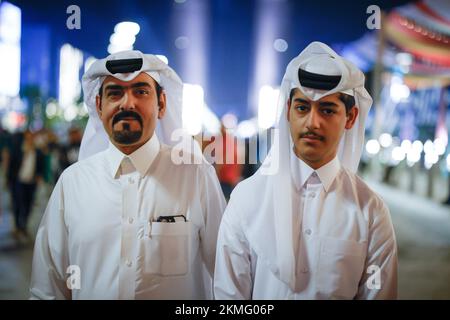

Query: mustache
[112,111,143,127]
[299,131,325,141]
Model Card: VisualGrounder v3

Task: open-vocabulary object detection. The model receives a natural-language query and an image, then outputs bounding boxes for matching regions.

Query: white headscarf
[79,50,188,160]
[244,41,373,291]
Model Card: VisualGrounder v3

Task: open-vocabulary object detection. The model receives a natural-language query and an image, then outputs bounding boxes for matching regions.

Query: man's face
[287,88,358,169]
[96,72,166,153]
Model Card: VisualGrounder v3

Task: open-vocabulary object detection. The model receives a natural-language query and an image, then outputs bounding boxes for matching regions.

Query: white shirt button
[305,229,312,235]
[310,192,316,198]
[125,259,132,267]
[128,177,135,184]
[128,217,134,224]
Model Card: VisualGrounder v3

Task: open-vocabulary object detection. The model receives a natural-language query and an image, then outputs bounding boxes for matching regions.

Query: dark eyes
[321,109,335,115]
[106,89,149,97]
[295,105,309,111]
[107,90,122,97]
[294,105,336,115]
[135,89,149,95]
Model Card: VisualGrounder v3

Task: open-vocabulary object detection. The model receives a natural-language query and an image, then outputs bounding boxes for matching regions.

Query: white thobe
[30,134,226,299]
[214,153,398,299]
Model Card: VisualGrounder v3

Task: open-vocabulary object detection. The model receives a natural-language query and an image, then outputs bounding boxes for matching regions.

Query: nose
[305,107,320,130]
[119,91,136,111]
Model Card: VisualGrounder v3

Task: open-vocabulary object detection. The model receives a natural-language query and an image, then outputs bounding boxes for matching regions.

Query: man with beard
[214,42,398,299]
[30,51,226,299]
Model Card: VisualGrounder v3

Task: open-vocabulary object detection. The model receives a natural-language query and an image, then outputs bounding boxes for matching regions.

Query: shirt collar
[107,133,160,178]
[290,149,341,192]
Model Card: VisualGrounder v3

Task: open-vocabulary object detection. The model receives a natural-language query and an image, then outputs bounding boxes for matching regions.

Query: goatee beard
[111,111,143,144]
[113,130,142,145]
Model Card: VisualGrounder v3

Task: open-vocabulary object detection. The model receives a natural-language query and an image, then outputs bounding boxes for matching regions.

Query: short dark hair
[338,92,355,113]
[289,88,355,113]
[98,80,163,99]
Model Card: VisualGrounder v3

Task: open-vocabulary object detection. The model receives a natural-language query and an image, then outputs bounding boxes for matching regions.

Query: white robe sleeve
[199,164,227,276]
[214,196,253,299]
[30,176,71,300]
[356,202,398,299]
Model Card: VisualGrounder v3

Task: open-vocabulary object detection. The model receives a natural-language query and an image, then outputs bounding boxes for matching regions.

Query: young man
[214,42,398,299]
[30,51,226,299]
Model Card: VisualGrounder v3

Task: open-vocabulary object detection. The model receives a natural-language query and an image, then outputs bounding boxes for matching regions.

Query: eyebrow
[293,97,339,108]
[104,82,152,92]
[293,98,310,105]
[318,101,339,107]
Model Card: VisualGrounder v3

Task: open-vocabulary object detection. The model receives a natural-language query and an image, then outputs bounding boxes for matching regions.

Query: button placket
[118,171,139,298]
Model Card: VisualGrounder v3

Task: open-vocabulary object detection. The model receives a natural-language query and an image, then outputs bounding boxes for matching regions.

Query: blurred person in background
[215,124,242,199]
[0,124,10,220]
[59,126,82,171]
[4,130,45,241]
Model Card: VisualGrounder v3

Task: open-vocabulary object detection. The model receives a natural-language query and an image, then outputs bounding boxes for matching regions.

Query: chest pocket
[144,221,192,276]
[316,237,367,299]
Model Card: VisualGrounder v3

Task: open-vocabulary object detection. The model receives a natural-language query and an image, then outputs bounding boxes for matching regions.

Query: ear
[157,91,167,119]
[345,106,359,129]
[96,95,102,117]
[286,99,291,122]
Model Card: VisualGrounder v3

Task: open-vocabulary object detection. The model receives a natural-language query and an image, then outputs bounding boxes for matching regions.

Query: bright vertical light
[182,83,204,135]
[258,85,279,129]
[108,44,133,54]
[0,2,21,42]
[251,0,284,116]
[109,32,136,47]
[108,21,140,54]
[202,105,221,135]
[59,43,83,109]
[113,22,140,36]
[0,2,21,97]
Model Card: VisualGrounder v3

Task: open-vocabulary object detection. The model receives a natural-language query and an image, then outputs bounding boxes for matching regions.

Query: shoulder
[339,167,390,219]
[226,172,269,217]
[61,150,106,179]
[232,173,266,198]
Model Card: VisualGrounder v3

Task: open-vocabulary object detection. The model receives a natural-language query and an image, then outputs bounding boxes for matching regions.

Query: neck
[113,139,148,155]
[293,147,337,170]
